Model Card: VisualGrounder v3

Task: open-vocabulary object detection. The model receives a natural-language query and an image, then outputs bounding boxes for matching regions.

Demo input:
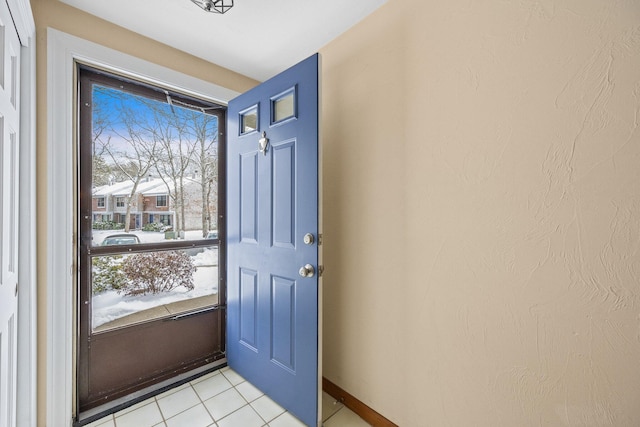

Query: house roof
[131,179,169,196]
[93,177,201,197]
[92,180,136,197]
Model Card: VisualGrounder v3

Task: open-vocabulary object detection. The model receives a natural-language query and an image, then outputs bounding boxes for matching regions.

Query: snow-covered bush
[142,222,164,232]
[142,222,174,232]
[120,251,196,296]
[93,221,125,230]
[92,255,127,294]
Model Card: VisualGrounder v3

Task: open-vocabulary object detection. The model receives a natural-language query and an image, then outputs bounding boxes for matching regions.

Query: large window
[156,194,167,207]
[96,197,105,207]
[115,196,125,208]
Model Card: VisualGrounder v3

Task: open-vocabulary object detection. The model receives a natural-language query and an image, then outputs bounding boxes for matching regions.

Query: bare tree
[92,85,219,236]
[185,110,219,236]
[91,93,111,186]
[93,87,159,232]
[138,99,197,236]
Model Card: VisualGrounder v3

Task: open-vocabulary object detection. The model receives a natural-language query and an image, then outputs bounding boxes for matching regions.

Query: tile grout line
[221,378,268,426]
[154,384,205,425]
[189,368,265,427]
[322,405,345,424]
[219,369,283,426]
[153,399,164,426]
[189,380,218,427]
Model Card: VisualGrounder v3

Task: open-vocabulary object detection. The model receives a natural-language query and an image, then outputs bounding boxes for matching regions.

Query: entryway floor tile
[216,405,264,427]
[235,380,264,402]
[250,394,285,423]
[114,401,164,427]
[268,411,306,427]
[87,368,370,427]
[220,367,245,386]
[323,403,371,427]
[193,372,234,401]
[203,387,247,421]
[164,403,214,427]
[156,386,201,419]
[86,416,115,427]
[321,391,344,420]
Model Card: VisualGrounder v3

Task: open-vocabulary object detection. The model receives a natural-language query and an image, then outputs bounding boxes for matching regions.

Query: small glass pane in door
[240,105,258,134]
[272,89,295,123]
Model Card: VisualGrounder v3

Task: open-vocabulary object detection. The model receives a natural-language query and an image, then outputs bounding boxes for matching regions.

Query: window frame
[76,64,228,412]
[156,194,167,207]
[158,214,172,225]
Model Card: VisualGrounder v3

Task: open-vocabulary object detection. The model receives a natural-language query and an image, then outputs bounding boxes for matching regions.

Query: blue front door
[227,54,319,426]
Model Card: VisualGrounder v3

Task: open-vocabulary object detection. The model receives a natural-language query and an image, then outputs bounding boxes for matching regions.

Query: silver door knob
[303,233,315,245]
[299,264,315,278]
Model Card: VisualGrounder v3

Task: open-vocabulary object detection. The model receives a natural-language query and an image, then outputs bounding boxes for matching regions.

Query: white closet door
[0,2,21,426]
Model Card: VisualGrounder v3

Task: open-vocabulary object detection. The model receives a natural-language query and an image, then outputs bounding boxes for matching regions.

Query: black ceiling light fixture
[191,0,234,14]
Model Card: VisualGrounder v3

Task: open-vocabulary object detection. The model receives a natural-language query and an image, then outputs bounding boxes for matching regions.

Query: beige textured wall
[320,0,640,425]
[31,1,257,425]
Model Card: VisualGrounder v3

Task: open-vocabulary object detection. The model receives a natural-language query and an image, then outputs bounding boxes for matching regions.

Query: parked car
[101,233,141,246]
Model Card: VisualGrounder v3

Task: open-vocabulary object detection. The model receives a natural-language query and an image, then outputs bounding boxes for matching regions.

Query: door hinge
[318,265,324,277]
[318,234,323,245]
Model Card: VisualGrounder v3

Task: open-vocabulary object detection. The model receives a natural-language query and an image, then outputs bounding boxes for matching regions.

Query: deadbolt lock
[303,233,315,245]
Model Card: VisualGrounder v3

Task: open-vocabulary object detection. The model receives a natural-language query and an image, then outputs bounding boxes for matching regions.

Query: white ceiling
[59,0,388,82]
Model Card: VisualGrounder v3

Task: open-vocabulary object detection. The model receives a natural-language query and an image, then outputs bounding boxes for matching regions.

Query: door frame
[76,65,228,412]
[46,29,239,427]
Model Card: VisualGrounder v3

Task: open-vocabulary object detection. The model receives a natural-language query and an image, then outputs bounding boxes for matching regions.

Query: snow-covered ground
[91,230,219,329]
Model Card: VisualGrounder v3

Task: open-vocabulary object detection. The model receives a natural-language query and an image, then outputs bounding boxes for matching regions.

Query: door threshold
[75,359,227,427]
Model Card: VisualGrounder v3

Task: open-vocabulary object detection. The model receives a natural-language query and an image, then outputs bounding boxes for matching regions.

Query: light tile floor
[86,367,370,427]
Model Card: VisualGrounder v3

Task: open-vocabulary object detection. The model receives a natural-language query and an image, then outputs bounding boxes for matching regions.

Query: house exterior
[141,191,172,228]
[20,1,640,427]
[91,180,141,225]
[91,176,216,232]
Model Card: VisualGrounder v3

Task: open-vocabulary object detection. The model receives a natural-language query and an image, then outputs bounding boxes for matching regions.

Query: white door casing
[46,29,238,426]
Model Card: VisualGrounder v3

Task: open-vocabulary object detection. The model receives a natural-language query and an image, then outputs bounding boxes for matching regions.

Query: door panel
[239,268,258,349]
[87,310,220,400]
[271,276,296,371]
[272,139,296,248]
[227,54,319,426]
[0,3,20,426]
[240,152,258,243]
